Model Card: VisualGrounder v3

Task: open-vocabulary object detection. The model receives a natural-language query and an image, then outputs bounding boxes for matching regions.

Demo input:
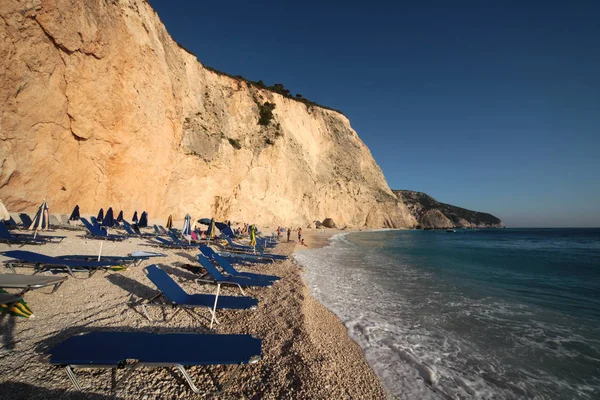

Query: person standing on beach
[277,226,281,241]
[297,227,302,242]
[287,227,291,242]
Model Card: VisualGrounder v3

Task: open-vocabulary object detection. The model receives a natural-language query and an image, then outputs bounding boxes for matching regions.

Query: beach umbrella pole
[209,283,221,329]
[98,241,103,261]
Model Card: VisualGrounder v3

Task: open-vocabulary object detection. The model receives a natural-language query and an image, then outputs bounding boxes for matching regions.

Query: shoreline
[0,227,387,399]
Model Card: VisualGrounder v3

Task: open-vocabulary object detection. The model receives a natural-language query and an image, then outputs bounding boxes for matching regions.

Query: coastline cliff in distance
[394,190,504,229]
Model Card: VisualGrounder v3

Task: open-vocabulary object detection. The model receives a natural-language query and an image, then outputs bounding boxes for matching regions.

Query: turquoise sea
[294,228,600,399]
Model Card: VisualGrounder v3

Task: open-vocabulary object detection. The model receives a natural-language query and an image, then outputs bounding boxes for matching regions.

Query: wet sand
[0,225,386,399]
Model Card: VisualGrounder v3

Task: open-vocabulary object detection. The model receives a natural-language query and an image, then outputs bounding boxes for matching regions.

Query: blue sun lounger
[224,237,255,251]
[81,218,127,241]
[143,265,258,327]
[0,223,47,245]
[2,250,125,278]
[47,331,262,395]
[56,253,153,267]
[195,254,273,295]
[151,234,198,249]
[224,236,287,260]
[200,246,280,282]
[216,251,275,264]
[153,224,169,236]
[0,223,66,243]
[121,221,139,236]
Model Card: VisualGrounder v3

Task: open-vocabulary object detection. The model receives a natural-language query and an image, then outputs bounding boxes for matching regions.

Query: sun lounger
[149,232,198,249]
[200,246,280,282]
[120,221,139,236]
[47,331,262,395]
[143,265,258,327]
[80,218,127,241]
[195,254,273,295]
[224,236,287,260]
[130,251,167,258]
[153,224,169,236]
[0,274,67,294]
[216,251,275,264]
[224,236,255,251]
[0,223,66,243]
[0,223,47,245]
[2,250,125,278]
[18,213,33,227]
[56,254,149,266]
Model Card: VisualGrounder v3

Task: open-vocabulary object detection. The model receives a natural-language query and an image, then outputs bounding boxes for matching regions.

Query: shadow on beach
[0,313,17,352]
[104,274,155,299]
[0,381,121,400]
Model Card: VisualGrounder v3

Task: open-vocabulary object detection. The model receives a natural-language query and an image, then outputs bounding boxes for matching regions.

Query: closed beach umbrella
[182,214,191,236]
[139,211,148,228]
[29,200,49,232]
[132,211,138,223]
[249,224,256,246]
[68,205,80,221]
[102,207,114,228]
[0,200,10,222]
[166,215,173,229]
[97,208,104,224]
[116,210,124,222]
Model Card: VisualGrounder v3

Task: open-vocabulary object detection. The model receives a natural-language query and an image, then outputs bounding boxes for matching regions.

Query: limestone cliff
[395,190,503,229]
[0,0,416,228]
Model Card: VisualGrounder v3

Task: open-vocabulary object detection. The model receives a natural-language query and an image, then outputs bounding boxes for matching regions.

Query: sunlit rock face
[0,0,416,228]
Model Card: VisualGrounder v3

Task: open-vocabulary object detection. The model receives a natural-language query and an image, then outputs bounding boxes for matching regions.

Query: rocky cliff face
[0,0,416,228]
[395,190,503,229]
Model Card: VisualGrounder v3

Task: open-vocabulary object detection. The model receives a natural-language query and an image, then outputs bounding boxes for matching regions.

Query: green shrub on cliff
[228,138,242,149]
[258,102,276,126]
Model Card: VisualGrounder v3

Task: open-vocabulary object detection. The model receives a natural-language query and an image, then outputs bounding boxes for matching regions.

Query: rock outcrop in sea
[395,190,504,229]
[0,0,416,228]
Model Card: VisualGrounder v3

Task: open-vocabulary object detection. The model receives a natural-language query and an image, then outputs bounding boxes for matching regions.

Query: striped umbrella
[29,200,49,233]
[166,215,173,229]
[182,214,192,237]
[0,289,33,318]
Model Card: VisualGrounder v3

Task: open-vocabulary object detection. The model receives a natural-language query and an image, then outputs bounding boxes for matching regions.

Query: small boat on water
[446,229,456,233]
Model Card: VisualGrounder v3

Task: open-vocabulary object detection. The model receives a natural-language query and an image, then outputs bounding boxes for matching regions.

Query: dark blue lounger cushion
[2,250,123,267]
[48,332,262,366]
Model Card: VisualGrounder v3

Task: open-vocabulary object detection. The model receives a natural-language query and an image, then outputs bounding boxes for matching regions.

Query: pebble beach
[0,225,386,399]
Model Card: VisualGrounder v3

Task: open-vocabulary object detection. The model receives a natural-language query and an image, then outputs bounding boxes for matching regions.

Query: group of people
[276,226,307,247]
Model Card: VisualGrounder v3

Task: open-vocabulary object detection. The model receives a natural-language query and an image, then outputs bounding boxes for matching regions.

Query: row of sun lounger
[0,226,286,395]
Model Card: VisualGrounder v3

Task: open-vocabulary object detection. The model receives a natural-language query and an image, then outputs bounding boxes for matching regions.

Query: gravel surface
[0,228,387,399]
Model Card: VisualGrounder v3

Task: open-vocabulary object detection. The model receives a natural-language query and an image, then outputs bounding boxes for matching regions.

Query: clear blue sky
[148,0,600,227]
